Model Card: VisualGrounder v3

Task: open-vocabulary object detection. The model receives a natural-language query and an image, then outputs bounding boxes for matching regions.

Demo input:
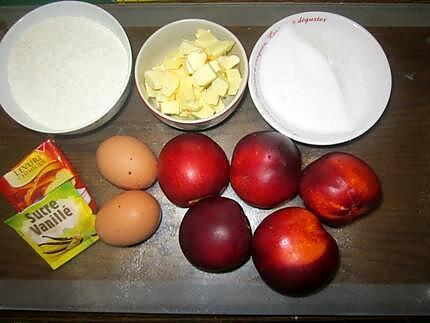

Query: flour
[258,26,354,134]
[8,16,128,131]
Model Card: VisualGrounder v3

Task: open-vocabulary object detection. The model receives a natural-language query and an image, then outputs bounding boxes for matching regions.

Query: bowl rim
[248,11,392,145]
[134,18,249,126]
[0,0,132,134]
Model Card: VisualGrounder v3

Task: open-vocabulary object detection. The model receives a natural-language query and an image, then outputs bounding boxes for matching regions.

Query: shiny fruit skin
[158,133,230,207]
[299,152,382,226]
[179,196,252,272]
[231,131,301,208]
[252,207,339,295]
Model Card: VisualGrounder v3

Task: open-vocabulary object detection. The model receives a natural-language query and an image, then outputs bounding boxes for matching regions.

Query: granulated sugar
[258,26,354,134]
[8,16,128,131]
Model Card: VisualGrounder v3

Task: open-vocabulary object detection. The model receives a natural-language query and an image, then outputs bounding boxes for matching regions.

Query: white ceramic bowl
[135,19,248,131]
[249,12,392,145]
[0,1,132,134]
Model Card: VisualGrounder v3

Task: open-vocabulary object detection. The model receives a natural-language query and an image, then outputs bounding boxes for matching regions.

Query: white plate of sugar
[249,12,392,145]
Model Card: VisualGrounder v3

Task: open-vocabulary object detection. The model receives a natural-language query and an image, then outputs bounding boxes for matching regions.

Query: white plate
[0,1,132,134]
[249,12,392,145]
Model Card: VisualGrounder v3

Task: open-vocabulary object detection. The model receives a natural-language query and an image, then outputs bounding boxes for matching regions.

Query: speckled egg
[96,135,158,190]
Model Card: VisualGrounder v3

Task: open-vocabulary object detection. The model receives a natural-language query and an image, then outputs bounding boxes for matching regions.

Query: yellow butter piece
[152,99,160,110]
[179,40,201,56]
[156,91,175,103]
[218,55,240,70]
[191,104,215,119]
[177,76,195,107]
[209,77,229,97]
[152,65,165,71]
[195,29,219,48]
[161,100,180,115]
[209,60,222,74]
[178,111,195,119]
[145,82,157,98]
[193,85,205,100]
[185,59,194,75]
[204,88,220,106]
[173,67,188,79]
[192,64,217,87]
[213,99,225,112]
[163,50,183,70]
[225,69,242,95]
[182,100,202,112]
[186,51,207,74]
[145,70,164,90]
[195,29,210,39]
[205,40,235,60]
[161,71,180,97]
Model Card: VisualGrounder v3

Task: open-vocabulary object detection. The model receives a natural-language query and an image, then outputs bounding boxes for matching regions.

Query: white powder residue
[259,27,354,134]
[8,16,128,131]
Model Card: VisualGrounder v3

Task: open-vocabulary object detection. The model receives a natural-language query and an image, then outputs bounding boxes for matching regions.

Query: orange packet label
[0,139,96,212]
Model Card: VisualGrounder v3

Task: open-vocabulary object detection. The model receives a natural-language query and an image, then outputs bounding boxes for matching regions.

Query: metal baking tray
[0,2,429,315]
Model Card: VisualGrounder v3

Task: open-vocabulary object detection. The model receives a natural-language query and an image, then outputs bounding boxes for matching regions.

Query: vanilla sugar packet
[4,181,98,269]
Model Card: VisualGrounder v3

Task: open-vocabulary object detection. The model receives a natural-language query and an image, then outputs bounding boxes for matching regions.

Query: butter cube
[186,51,207,74]
[152,99,160,110]
[163,50,183,70]
[209,77,228,97]
[191,104,215,119]
[213,99,225,112]
[209,60,222,74]
[179,40,201,56]
[225,69,242,95]
[204,88,220,106]
[182,100,201,112]
[156,91,174,103]
[161,71,180,97]
[144,82,157,98]
[177,76,195,107]
[192,64,217,87]
[218,55,240,70]
[161,101,180,115]
[193,85,205,99]
[178,111,194,119]
[174,67,187,79]
[205,40,235,60]
[145,70,164,90]
[195,29,219,48]
[195,29,210,39]
[185,59,194,75]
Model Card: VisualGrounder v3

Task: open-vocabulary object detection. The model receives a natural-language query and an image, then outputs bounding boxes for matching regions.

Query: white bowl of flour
[249,12,391,145]
[0,1,132,134]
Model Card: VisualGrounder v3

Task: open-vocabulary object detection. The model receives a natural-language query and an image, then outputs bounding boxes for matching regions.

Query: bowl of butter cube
[135,19,248,130]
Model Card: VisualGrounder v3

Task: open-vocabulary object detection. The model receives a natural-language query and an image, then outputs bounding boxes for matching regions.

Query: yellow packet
[4,181,98,269]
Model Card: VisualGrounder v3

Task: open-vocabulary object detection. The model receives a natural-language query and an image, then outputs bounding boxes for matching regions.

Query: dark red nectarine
[179,196,252,272]
[158,133,229,207]
[230,131,301,208]
[252,207,339,295]
[299,152,382,226]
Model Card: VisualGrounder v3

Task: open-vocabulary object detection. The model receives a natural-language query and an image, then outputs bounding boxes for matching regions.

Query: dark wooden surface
[0,3,429,321]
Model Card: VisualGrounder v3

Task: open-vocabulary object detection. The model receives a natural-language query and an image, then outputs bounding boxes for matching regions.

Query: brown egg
[96,190,161,247]
[96,135,158,190]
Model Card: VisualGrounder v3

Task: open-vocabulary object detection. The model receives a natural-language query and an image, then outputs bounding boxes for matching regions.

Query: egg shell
[96,190,161,247]
[96,135,158,190]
